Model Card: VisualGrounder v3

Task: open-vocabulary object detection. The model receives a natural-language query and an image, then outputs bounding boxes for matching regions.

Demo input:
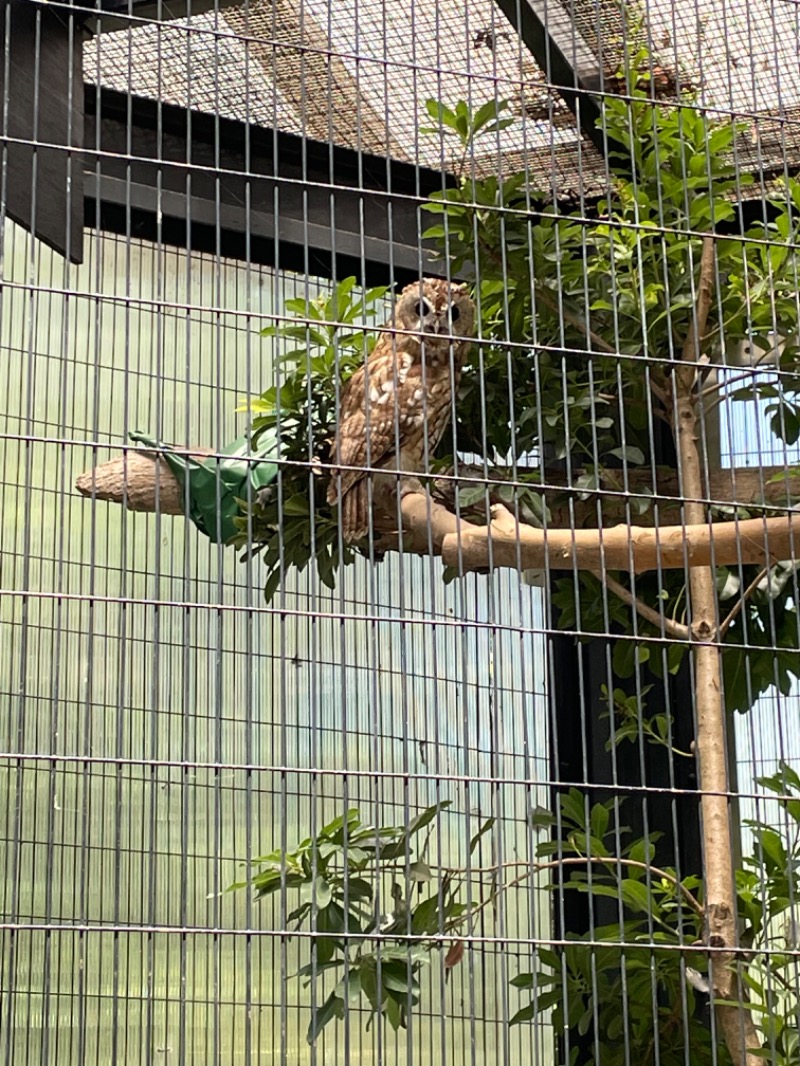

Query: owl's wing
[327,337,406,503]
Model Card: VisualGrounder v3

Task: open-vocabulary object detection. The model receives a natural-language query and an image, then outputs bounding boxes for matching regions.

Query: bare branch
[466,855,705,925]
[595,569,691,641]
[681,236,717,366]
[535,287,618,355]
[718,567,769,639]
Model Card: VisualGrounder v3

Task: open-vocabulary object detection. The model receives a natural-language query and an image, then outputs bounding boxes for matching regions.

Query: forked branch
[74,450,800,577]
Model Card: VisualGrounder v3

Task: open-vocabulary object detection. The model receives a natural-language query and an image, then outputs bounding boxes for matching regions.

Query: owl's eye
[450,305,461,322]
[417,299,432,318]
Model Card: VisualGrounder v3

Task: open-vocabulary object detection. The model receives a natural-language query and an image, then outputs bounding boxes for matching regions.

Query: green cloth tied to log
[130,429,279,544]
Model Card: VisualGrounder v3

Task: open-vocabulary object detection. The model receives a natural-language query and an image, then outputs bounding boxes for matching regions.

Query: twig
[595,569,691,641]
[681,236,716,365]
[718,567,768,639]
[538,856,705,917]
[535,287,619,355]
[474,231,617,356]
[394,855,704,920]
[461,855,705,922]
[701,369,763,398]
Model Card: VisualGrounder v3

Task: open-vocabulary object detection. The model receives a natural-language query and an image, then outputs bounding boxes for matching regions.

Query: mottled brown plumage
[327,279,475,542]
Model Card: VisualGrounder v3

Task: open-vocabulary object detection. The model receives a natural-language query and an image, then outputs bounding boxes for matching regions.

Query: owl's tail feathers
[340,480,370,543]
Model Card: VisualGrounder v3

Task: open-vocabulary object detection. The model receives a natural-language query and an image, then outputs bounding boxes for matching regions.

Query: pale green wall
[0,221,550,1064]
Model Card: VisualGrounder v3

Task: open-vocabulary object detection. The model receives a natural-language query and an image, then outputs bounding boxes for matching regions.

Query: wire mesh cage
[3,0,800,1064]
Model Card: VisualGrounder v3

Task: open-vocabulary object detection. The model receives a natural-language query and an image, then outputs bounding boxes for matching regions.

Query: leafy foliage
[232,279,390,598]
[236,81,800,709]
[226,37,800,1064]
[230,766,800,1058]
[511,770,800,1066]
[228,801,487,1044]
[419,87,800,712]
[723,762,800,1057]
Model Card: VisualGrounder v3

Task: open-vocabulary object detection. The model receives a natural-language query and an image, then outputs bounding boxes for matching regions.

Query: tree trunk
[674,237,761,1066]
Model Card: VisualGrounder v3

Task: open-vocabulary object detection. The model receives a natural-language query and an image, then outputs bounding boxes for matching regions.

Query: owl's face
[395,279,475,345]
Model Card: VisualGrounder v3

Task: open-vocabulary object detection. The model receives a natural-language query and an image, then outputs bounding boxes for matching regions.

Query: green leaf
[301,876,333,909]
[339,970,363,1006]
[619,878,653,914]
[529,806,556,831]
[384,993,405,1031]
[411,894,443,935]
[560,789,589,831]
[423,98,460,134]
[407,801,452,837]
[282,495,311,516]
[509,1003,537,1025]
[306,989,343,1045]
[590,804,609,841]
[608,445,646,465]
[469,817,496,855]
[613,640,638,679]
[342,877,374,901]
[381,964,415,994]
[284,297,314,315]
[409,861,432,882]
[471,99,511,139]
[320,809,361,841]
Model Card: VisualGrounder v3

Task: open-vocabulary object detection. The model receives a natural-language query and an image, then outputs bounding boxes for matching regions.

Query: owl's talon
[398,476,425,499]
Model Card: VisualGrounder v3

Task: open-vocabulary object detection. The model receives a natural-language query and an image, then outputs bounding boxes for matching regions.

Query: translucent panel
[0,222,550,1063]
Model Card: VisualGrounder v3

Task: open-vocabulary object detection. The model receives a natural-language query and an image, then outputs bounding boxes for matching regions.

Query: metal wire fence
[2,1,800,1064]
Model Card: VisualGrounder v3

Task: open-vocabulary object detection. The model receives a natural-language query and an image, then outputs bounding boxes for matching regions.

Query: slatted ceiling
[643,0,800,115]
[84,14,305,135]
[83,0,602,188]
[83,0,800,208]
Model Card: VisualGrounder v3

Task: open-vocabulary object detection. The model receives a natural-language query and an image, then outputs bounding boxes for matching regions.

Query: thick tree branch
[681,236,716,367]
[75,450,800,527]
[75,451,800,577]
[435,502,799,574]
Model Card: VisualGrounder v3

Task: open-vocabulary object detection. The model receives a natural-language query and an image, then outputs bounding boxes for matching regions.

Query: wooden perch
[75,449,212,514]
[76,449,800,525]
[76,448,800,575]
[431,501,800,574]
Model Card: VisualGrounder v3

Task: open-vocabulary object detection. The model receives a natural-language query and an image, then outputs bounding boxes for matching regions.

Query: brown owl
[327,278,475,542]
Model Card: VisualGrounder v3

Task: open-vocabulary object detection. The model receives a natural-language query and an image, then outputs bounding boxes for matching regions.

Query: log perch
[435,502,800,574]
[75,449,800,574]
[75,449,212,515]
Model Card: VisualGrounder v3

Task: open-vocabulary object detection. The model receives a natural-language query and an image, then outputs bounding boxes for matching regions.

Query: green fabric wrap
[130,429,279,544]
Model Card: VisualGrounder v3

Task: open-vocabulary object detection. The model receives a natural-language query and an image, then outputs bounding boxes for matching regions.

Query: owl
[327,278,475,542]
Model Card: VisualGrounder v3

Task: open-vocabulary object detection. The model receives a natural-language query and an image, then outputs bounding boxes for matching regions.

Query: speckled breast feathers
[326,278,475,542]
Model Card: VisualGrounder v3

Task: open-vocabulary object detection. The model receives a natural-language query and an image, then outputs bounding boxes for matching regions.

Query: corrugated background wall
[0,222,550,1062]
